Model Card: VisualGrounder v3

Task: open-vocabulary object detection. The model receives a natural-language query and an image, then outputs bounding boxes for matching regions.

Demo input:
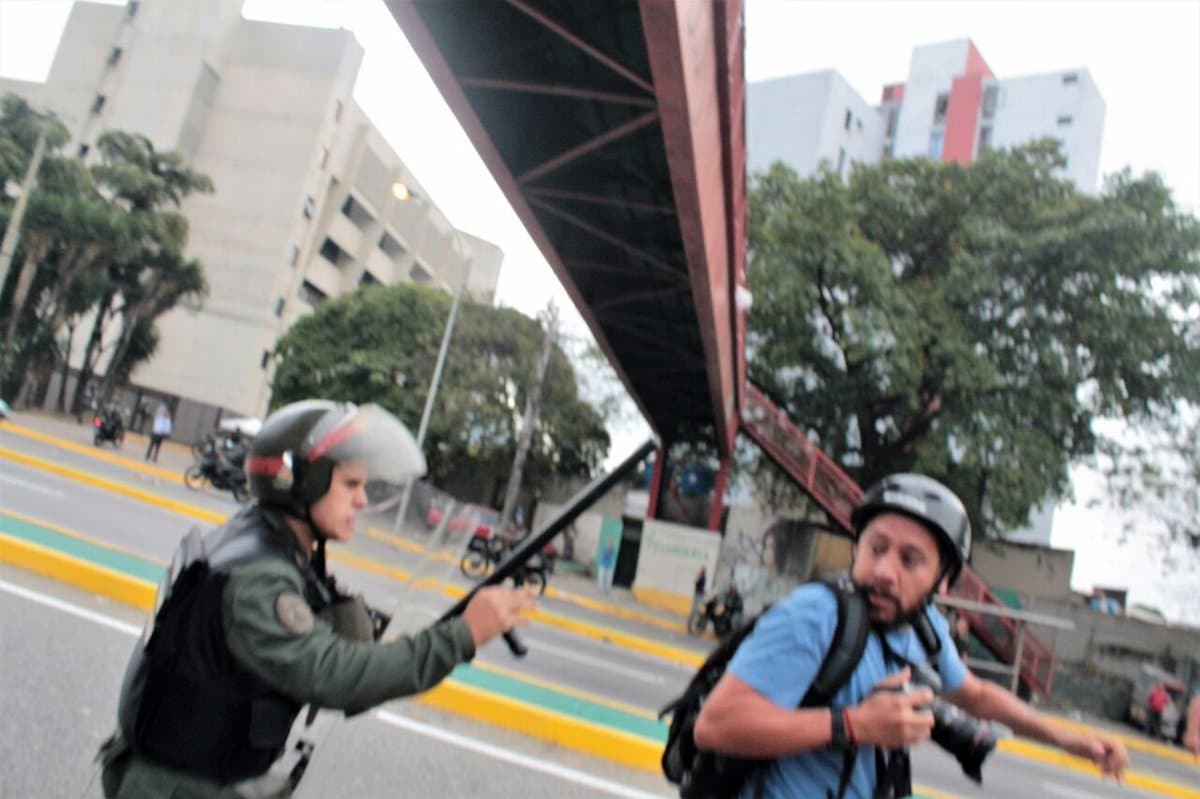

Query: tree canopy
[0,96,212,408]
[270,282,610,491]
[747,140,1200,543]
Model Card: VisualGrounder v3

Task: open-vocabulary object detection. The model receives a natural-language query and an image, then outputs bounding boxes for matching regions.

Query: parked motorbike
[459,533,553,594]
[688,585,744,637]
[184,439,249,502]
[92,407,125,448]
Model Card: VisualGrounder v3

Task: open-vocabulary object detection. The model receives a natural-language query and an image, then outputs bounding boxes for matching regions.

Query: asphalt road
[0,565,675,799]
[0,452,695,714]
[1,420,1196,798]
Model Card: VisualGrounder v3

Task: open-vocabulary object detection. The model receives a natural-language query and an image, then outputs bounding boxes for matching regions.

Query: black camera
[908,661,997,784]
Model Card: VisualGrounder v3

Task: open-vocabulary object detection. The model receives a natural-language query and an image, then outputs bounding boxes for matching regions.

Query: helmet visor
[307,404,427,509]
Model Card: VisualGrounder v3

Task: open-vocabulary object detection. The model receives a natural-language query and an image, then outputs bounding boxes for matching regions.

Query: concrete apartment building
[749,39,1105,192]
[0,0,501,430]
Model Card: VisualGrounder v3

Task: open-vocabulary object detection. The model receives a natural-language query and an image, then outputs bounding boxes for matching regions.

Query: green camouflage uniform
[102,507,475,798]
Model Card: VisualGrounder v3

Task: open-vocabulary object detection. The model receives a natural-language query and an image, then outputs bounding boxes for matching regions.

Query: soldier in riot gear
[694,473,1129,798]
[98,400,537,798]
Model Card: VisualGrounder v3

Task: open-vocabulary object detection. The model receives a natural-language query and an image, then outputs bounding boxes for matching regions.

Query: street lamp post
[391,182,471,533]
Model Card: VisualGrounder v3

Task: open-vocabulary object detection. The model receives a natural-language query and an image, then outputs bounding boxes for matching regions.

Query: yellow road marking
[1043,715,1200,768]
[1,420,184,483]
[997,738,1200,799]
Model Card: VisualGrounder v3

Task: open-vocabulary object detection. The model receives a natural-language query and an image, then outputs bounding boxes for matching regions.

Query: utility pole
[500,302,558,532]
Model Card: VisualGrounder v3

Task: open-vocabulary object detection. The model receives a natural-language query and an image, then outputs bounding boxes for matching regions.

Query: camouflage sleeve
[222,562,476,714]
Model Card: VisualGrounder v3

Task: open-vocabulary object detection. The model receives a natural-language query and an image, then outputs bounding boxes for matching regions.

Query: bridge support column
[707,457,730,531]
[645,445,667,520]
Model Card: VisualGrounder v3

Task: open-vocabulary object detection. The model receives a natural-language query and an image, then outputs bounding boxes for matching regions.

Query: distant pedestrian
[691,566,707,616]
[596,540,616,593]
[1147,682,1169,739]
[145,402,173,462]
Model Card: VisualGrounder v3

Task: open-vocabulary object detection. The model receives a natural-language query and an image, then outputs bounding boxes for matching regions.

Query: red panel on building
[943,72,985,164]
[881,82,905,102]
[964,41,994,78]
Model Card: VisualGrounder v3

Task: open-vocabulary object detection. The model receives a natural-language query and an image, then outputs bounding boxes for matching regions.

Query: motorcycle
[688,587,745,638]
[184,439,249,502]
[459,532,553,594]
[92,407,125,448]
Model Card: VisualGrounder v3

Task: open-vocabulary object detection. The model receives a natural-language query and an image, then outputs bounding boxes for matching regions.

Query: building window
[1062,72,1078,84]
[319,146,330,170]
[91,94,107,115]
[77,143,90,158]
[319,238,342,264]
[928,130,944,160]
[885,108,898,138]
[882,143,893,161]
[379,231,406,261]
[843,109,852,131]
[274,297,285,317]
[107,47,123,67]
[334,99,343,121]
[360,271,380,287]
[289,245,300,266]
[978,126,993,153]
[260,350,271,370]
[302,196,315,219]
[981,85,998,119]
[933,93,949,124]
[836,147,846,177]
[298,280,327,306]
[1057,115,1073,126]
[127,0,139,18]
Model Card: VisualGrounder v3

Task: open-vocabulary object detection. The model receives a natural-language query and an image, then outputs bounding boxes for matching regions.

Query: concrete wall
[632,519,722,614]
[970,539,1076,602]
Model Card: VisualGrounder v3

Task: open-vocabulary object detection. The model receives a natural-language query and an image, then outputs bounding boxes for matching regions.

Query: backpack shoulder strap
[801,575,871,707]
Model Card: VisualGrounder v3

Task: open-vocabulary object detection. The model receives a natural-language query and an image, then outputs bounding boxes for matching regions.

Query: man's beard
[853,579,915,627]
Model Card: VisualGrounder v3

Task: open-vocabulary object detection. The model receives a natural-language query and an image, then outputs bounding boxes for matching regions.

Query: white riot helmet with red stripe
[246,399,426,513]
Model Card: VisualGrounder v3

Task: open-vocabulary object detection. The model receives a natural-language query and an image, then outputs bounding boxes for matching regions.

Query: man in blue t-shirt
[695,473,1129,798]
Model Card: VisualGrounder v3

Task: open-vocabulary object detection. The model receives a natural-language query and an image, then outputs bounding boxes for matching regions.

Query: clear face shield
[307,403,427,512]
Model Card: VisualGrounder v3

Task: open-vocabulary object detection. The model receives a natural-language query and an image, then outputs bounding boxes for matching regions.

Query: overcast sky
[2,0,1197,622]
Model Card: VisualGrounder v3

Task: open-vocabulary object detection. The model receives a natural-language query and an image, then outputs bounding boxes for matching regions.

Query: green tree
[747,141,1200,542]
[270,282,610,490]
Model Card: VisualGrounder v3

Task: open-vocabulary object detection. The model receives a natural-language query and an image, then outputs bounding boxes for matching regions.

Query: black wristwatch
[830,707,851,750]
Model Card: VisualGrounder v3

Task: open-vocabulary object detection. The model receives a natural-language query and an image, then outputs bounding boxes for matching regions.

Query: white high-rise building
[0,0,502,426]
[749,39,1105,192]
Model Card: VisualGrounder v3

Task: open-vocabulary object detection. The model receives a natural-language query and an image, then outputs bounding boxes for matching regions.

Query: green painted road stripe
[0,507,663,743]
[449,663,667,742]
[0,509,164,583]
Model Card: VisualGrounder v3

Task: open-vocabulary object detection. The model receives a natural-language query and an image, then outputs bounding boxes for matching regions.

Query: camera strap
[873,631,916,799]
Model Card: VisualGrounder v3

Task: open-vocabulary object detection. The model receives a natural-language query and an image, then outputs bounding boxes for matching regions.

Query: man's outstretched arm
[947,672,1129,779]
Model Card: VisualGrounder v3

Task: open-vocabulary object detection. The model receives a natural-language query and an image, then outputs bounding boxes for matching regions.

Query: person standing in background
[596,539,616,593]
[145,402,173,463]
[692,566,707,616]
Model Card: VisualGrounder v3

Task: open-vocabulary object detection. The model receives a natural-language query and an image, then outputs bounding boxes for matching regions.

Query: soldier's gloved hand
[462,585,539,647]
[848,667,936,749]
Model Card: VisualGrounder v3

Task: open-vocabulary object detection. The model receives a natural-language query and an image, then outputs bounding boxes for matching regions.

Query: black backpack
[660,576,872,799]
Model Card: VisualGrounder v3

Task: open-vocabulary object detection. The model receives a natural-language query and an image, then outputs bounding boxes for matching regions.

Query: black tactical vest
[116,505,332,784]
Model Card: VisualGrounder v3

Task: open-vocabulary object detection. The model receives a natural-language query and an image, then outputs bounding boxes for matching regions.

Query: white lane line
[522,637,666,684]
[0,577,671,799]
[0,471,64,497]
[0,578,142,636]
[1041,780,1130,799]
[374,709,670,799]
